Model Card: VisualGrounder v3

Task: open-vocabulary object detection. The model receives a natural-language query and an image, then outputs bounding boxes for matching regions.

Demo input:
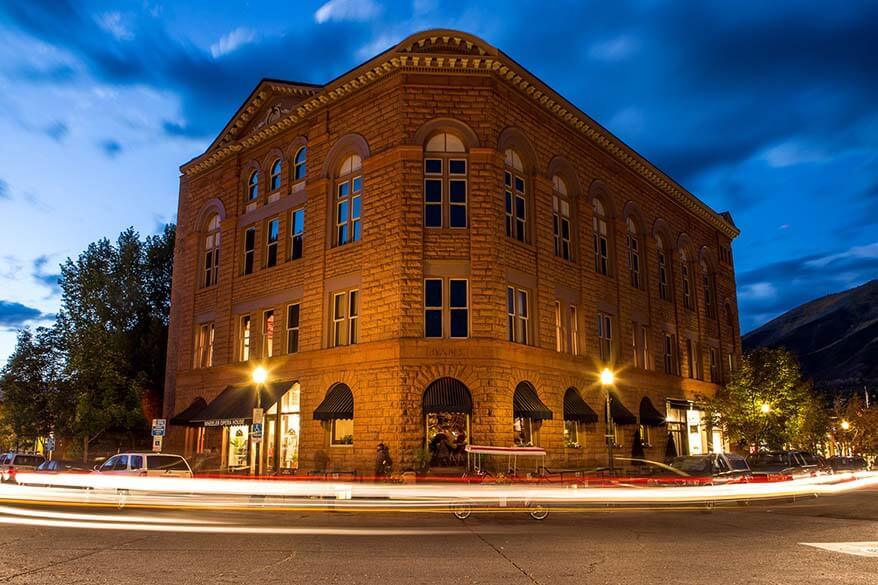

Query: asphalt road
[1,488,877,585]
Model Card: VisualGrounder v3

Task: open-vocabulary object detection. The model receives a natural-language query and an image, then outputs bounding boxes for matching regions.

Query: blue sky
[0,0,877,361]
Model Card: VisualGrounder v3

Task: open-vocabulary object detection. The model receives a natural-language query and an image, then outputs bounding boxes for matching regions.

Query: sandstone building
[164,30,742,476]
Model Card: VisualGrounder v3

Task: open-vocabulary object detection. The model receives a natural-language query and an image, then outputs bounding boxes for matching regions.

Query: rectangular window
[569,305,579,356]
[449,279,468,338]
[262,310,275,358]
[243,227,256,275]
[597,312,613,362]
[507,286,529,344]
[682,265,693,310]
[709,348,719,383]
[553,196,571,260]
[240,315,252,361]
[640,325,650,370]
[658,250,669,301]
[627,234,640,288]
[336,176,362,246]
[505,171,527,242]
[194,322,214,369]
[639,425,652,448]
[286,304,300,354]
[423,158,467,228]
[664,333,678,375]
[633,324,649,369]
[686,339,697,379]
[266,218,279,267]
[554,301,563,352]
[331,289,359,347]
[424,278,443,338]
[424,159,442,228]
[704,274,716,319]
[563,420,579,447]
[514,417,534,447]
[331,418,354,446]
[290,208,304,260]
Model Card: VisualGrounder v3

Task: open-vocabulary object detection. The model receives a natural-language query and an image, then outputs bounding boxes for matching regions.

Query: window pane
[449,280,467,308]
[425,279,442,307]
[351,195,361,219]
[338,201,349,223]
[425,180,442,202]
[517,290,528,317]
[515,196,525,219]
[425,310,442,338]
[338,182,349,198]
[268,220,279,242]
[424,159,442,174]
[449,205,466,228]
[334,294,345,319]
[292,209,304,234]
[352,219,361,241]
[425,204,442,227]
[349,290,359,317]
[514,177,524,192]
[449,159,466,174]
[450,309,468,338]
[504,171,512,187]
[352,176,362,192]
[287,304,300,328]
[449,180,466,202]
[507,287,515,314]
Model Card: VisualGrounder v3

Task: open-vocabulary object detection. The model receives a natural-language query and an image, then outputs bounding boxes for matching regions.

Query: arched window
[626,217,640,288]
[424,132,467,228]
[701,259,716,319]
[680,250,693,310]
[293,147,307,182]
[593,199,609,276]
[202,213,221,288]
[552,176,571,260]
[335,154,362,246]
[656,235,670,301]
[269,159,282,191]
[247,170,259,201]
[504,149,527,242]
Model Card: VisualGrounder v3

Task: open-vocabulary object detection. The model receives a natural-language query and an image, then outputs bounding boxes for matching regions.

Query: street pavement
[0,488,877,584]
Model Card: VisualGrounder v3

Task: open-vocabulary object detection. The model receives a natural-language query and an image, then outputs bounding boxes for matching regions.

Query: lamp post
[600,368,615,473]
[251,366,268,474]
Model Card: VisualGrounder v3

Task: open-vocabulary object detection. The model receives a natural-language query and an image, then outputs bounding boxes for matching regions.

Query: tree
[831,395,878,456]
[704,348,826,451]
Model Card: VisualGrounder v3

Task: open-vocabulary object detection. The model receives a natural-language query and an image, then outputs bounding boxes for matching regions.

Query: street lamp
[600,368,615,473]
[840,420,850,431]
[251,366,268,475]
[759,402,770,415]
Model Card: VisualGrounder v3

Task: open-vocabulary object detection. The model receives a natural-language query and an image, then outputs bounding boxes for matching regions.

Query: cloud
[314,0,380,24]
[100,139,122,158]
[0,179,8,200]
[32,255,61,296]
[739,282,777,300]
[803,242,878,269]
[45,120,68,142]
[761,141,827,168]
[0,300,47,327]
[210,27,257,59]
[588,35,639,61]
[95,12,133,41]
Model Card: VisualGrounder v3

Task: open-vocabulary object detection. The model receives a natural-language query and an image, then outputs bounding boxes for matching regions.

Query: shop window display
[426,412,468,467]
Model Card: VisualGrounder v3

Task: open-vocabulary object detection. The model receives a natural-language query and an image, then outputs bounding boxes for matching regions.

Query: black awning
[563,388,598,423]
[192,380,295,427]
[513,382,553,420]
[423,377,472,414]
[169,397,208,426]
[639,397,666,426]
[609,393,637,425]
[314,383,354,420]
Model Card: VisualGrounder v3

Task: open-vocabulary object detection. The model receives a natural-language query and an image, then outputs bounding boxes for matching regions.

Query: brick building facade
[164,30,742,476]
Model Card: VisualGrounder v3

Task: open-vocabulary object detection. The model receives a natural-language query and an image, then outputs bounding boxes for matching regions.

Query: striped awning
[609,393,637,425]
[639,397,666,426]
[423,377,472,414]
[313,383,354,420]
[563,388,598,423]
[513,382,553,420]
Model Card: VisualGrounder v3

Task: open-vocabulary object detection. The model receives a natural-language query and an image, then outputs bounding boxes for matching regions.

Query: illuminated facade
[164,30,742,475]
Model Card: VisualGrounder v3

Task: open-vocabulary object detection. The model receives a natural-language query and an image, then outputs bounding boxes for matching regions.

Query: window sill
[330,443,354,448]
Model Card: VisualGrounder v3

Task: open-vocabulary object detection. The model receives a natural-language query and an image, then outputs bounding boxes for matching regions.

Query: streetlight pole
[601,368,615,474]
[252,366,268,475]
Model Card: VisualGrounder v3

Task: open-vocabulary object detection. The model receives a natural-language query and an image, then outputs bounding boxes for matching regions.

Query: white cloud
[210,27,258,59]
[804,242,878,269]
[762,141,827,168]
[96,12,134,41]
[740,282,777,300]
[315,0,380,24]
[588,35,639,61]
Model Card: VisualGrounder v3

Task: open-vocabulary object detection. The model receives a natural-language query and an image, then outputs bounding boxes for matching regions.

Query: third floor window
[243,227,256,275]
[290,208,304,260]
[504,149,527,243]
[552,176,571,260]
[335,155,362,246]
[424,132,467,229]
[331,289,359,347]
[593,199,609,276]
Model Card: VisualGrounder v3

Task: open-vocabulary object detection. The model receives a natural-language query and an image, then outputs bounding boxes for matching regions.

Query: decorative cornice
[181,32,739,239]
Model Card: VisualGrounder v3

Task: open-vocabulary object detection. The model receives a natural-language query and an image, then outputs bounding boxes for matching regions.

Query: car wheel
[528,502,549,521]
[451,502,472,520]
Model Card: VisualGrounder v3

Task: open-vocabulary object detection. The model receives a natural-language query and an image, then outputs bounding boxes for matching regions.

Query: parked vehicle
[35,459,91,473]
[0,452,46,483]
[827,456,868,472]
[668,453,752,485]
[94,453,193,478]
[746,450,820,479]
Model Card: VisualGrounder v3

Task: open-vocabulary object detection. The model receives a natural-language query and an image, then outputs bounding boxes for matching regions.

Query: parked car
[94,453,193,478]
[35,459,91,473]
[827,456,868,472]
[668,453,752,485]
[746,450,820,479]
[0,452,46,483]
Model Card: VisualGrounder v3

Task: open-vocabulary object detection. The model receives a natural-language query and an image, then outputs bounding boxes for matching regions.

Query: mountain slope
[743,280,878,394]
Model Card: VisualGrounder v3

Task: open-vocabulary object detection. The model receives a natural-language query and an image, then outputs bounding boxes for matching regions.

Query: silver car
[94,453,193,478]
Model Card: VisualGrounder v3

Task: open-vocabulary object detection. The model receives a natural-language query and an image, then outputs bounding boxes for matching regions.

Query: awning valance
[639,397,666,426]
[513,382,553,420]
[609,393,637,425]
[169,397,208,427]
[423,377,472,414]
[563,388,598,423]
[192,380,295,427]
[313,383,354,421]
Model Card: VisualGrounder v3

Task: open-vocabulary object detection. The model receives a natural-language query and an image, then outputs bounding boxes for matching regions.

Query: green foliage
[703,348,828,450]
[832,395,878,455]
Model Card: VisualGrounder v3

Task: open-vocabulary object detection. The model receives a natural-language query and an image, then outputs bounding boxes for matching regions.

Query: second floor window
[597,312,613,362]
[331,289,359,347]
[263,310,275,358]
[593,199,609,276]
[202,214,221,288]
[657,236,669,301]
[701,260,716,319]
[633,323,649,369]
[569,305,579,355]
[290,208,304,260]
[243,227,256,275]
[626,217,640,289]
[424,278,469,338]
[504,149,527,242]
[335,155,362,246]
[552,176,571,260]
[507,286,529,344]
[293,147,307,182]
[266,218,279,268]
[424,132,467,228]
[239,315,252,361]
[286,303,300,353]
[664,333,678,375]
[247,170,259,201]
[686,339,698,379]
[194,322,214,369]
[270,159,281,191]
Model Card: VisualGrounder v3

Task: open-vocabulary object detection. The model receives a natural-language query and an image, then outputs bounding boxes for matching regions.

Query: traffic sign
[251,422,263,440]
[152,435,163,453]
[45,437,55,451]
[151,418,167,437]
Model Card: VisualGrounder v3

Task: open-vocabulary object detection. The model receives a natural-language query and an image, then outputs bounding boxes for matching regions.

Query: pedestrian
[375,442,392,481]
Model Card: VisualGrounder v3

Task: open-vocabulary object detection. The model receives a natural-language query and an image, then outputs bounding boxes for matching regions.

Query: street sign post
[251,422,263,443]
[151,418,167,437]
[152,435,163,453]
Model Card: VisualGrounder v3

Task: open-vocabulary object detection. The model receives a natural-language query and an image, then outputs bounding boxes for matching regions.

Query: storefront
[665,399,726,458]
[562,387,598,449]
[512,382,553,447]
[423,378,471,467]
